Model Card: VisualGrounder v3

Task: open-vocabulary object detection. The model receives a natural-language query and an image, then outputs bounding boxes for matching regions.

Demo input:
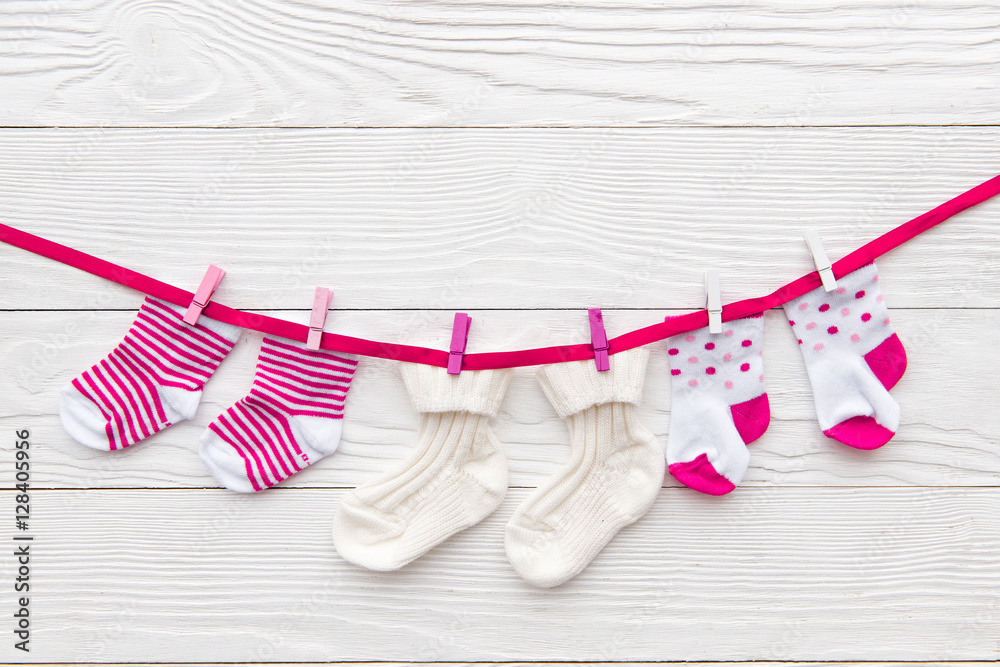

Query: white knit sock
[332,365,511,571]
[505,347,663,588]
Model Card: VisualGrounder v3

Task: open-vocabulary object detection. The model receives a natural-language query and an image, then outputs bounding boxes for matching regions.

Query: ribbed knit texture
[199,337,359,493]
[505,347,663,588]
[783,263,907,450]
[59,297,240,451]
[333,365,511,571]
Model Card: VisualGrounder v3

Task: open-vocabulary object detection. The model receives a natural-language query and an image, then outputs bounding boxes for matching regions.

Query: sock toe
[668,453,737,496]
[198,430,258,493]
[823,416,895,450]
[59,384,116,451]
[504,520,571,588]
[332,498,408,571]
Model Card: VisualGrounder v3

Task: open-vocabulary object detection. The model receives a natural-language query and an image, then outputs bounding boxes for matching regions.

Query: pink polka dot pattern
[665,314,766,404]
[784,263,895,358]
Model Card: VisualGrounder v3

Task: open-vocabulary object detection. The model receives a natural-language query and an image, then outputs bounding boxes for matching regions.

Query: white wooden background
[1,1,999,664]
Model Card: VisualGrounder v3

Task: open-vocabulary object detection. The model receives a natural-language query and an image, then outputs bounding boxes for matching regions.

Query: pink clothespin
[183,265,225,326]
[306,287,333,351]
[447,312,472,374]
[588,308,610,372]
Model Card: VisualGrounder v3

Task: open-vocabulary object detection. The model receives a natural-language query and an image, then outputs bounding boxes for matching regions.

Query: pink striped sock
[199,336,359,492]
[59,297,241,451]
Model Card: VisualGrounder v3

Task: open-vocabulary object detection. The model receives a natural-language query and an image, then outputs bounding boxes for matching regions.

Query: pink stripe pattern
[65,297,239,450]
[202,337,358,492]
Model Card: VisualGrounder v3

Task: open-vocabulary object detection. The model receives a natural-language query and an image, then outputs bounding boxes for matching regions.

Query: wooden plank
[0,128,997,310]
[0,309,996,489]
[2,2,999,126]
[7,488,999,662]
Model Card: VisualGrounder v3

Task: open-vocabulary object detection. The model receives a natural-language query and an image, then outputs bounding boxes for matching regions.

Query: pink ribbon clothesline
[2,173,999,370]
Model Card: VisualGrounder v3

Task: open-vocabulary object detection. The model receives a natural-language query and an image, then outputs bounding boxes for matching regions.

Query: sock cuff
[400,363,512,416]
[144,297,242,345]
[536,346,649,418]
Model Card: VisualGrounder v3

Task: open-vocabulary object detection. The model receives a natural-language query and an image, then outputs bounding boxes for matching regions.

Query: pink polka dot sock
[783,262,907,450]
[665,314,769,496]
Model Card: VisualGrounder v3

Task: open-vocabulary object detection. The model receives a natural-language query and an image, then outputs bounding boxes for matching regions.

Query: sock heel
[864,333,907,390]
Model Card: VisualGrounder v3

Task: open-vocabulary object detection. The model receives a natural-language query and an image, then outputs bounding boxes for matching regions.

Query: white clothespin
[804,230,837,292]
[705,269,722,334]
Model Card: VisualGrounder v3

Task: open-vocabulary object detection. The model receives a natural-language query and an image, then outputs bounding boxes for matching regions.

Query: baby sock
[505,347,663,588]
[665,314,769,495]
[60,297,240,451]
[199,337,359,492]
[333,365,511,571]
[783,262,907,449]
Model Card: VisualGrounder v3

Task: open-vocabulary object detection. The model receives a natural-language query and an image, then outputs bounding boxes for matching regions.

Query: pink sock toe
[823,416,894,450]
[865,333,907,390]
[730,393,770,445]
[668,454,736,496]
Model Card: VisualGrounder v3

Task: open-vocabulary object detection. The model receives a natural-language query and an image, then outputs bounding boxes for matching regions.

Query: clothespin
[447,312,472,374]
[183,265,225,325]
[705,269,722,334]
[588,308,610,372]
[804,230,837,292]
[306,287,333,351]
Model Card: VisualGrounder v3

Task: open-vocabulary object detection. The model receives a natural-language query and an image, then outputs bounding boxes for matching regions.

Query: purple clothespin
[306,287,333,351]
[588,308,610,372]
[447,313,472,374]
[183,265,225,326]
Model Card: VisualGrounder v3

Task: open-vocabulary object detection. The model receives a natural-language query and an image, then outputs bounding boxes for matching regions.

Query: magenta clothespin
[183,265,225,325]
[447,312,472,374]
[588,308,610,372]
[306,287,333,351]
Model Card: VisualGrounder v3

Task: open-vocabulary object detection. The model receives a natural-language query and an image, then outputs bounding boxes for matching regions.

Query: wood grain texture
[4,488,997,663]
[0,128,998,310]
[1,309,997,490]
[2,1,1000,126]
